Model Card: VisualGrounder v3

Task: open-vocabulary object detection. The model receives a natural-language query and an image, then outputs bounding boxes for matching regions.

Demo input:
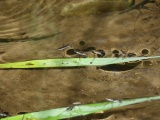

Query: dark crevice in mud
[141,48,150,55]
[112,49,120,57]
[98,62,142,72]
[55,66,86,69]
[0,32,61,43]
[66,49,76,55]
[17,112,28,115]
[112,49,119,54]
[112,49,137,57]
[0,67,86,70]
[27,66,87,70]
[83,47,95,52]
[79,41,85,45]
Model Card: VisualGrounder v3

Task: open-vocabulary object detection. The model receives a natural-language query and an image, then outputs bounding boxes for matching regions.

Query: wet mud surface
[0,0,160,119]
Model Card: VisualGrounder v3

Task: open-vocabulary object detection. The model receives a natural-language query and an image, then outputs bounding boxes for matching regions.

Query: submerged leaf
[1,96,160,120]
[0,56,159,69]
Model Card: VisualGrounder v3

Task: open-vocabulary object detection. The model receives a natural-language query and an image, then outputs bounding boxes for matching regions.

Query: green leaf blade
[2,96,160,120]
[0,56,159,68]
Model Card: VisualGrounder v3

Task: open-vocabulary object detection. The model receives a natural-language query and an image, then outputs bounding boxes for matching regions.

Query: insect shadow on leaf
[56,102,82,119]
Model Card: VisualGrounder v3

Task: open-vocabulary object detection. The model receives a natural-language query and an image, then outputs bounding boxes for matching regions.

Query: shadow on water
[97,61,142,72]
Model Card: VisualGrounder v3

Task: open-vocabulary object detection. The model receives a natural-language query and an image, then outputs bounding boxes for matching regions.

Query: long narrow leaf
[1,96,160,120]
[0,56,159,68]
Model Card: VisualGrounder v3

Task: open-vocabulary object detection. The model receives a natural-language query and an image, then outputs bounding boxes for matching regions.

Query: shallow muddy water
[0,0,160,119]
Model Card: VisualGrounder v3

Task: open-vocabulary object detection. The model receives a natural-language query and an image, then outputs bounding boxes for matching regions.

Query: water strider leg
[105,98,121,109]
[56,102,81,119]
[90,54,96,64]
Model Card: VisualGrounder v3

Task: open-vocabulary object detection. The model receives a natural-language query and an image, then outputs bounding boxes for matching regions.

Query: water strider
[66,102,81,111]
[113,50,127,58]
[74,49,88,58]
[57,102,82,119]
[119,50,127,58]
[105,98,120,103]
[105,98,121,108]
[0,108,8,118]
[92,50,103,56]
[58,43,71,57]
[0,113,7,118]
[58,44,71,51]
[90,50,104,64]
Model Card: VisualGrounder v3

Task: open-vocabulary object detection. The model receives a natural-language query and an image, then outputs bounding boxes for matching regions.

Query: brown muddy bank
[0,0,160,119]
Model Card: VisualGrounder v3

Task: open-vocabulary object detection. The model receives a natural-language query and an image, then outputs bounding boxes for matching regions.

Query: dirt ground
[0,0,160,119]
